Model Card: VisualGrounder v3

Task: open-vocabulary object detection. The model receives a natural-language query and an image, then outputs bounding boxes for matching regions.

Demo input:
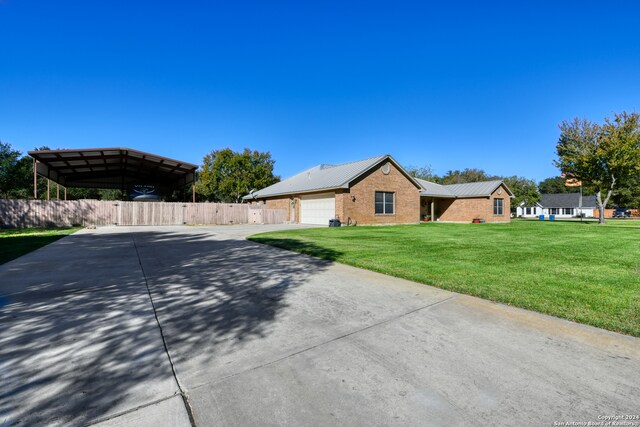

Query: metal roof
[245,155,421,199]
[445,180,513,197]
[540,193,597,208]
[29,147,198,190]
[414,178,455,198]
[417,179,513,198]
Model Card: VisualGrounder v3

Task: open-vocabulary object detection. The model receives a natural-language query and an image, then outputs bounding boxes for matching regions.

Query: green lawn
[0,227,80,265]
[249,220,640,337]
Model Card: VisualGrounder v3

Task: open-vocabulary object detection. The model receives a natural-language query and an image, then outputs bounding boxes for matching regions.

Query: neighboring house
[244,155,422,225]
[245,154,514,225]
[516,193,597,218]
[416,178,514,223]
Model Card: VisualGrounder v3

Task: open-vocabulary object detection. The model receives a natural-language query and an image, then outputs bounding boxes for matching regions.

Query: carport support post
[64,187,67,201]
[33,158,37,199]
[47,179,50,201]
[431,200,435,222]
[56,183,60,200]
[192,182,195,203]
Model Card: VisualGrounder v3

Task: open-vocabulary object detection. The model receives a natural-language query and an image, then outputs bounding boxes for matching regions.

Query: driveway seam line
[193,295,457,390]
[132,235,197,427]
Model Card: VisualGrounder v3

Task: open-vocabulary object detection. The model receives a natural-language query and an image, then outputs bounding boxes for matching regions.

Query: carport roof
[29,147,198,190]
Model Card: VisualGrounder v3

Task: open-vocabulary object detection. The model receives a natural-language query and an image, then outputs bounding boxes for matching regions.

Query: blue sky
[1,1,639,181]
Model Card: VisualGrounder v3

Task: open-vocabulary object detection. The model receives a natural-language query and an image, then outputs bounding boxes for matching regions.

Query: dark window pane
[494,198,503,215]
[375,191,394,214]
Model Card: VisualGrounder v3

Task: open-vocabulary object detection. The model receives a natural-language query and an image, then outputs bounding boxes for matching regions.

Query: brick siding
[433,184,511,223]
[257,161,421,225]
[264,196,293,222]
[340,161,420,225]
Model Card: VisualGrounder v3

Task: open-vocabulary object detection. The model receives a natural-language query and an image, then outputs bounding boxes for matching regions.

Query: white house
[517,193,597,218]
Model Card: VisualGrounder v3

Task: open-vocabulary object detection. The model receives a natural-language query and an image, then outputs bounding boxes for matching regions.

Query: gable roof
[540,193,597,208]
[416,179,514,198]
[244,154,421,199]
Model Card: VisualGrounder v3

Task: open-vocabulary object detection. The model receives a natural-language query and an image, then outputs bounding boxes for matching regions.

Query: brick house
[416,179,513,223]
[245,155,513,225]
[245,155,421,225]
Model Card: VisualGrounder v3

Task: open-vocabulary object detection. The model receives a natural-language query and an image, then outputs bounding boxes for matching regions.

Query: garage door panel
[300,193,335,225]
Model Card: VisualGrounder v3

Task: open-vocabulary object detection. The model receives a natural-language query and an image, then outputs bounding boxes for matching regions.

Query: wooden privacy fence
[0,200,287,228]
[597,208,640,218]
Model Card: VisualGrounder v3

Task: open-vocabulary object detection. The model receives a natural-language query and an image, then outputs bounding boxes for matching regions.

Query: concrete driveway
[1,225,638,426]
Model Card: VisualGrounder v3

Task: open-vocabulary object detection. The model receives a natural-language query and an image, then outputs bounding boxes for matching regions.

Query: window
[375,191,394,214]
[550,208,559,215]
[525,207,532,215]
[563,208,574,215]
[493,198,504,215]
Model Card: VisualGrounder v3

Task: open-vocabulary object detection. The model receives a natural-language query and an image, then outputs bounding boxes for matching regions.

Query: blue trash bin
[549,215,555,221]
[539,215,544,220]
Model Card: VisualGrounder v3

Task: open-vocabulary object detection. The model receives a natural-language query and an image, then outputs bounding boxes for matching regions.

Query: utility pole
[579,183,583,222]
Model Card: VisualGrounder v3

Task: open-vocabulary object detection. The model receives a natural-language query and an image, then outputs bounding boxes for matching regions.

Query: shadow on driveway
[132,231,341,367]
[0,228,339,426]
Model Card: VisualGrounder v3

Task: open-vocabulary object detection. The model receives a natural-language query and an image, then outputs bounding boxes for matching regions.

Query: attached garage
[243,154,425,225]
[300,193,336,225]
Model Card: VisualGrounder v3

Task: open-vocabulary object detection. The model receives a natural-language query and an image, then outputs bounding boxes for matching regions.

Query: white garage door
[300,193,336,225]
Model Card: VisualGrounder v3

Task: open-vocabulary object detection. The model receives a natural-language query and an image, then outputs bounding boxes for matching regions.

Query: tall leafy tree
[503,176,540,210]
[404,164,437,181]
[197,148,280,203]
[610,173,640,208]
[0,141,22,199]
[440,168,499,185]
[6,155,35,199]
[555,112,640,224]
[538,176,580,194]
[11,145,58,200]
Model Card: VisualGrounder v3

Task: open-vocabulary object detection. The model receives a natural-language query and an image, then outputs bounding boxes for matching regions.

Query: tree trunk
[596,191,605,224]
[596,176,616,225]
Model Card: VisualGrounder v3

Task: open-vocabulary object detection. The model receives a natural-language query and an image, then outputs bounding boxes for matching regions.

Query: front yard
[249,220,640,337]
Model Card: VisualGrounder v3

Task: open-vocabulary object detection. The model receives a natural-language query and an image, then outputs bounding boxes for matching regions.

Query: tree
[0,141,23,199]
[440,168,499,185]
[538,176,580,194]
[6,155,35,199]
[610,173,640,208]
[197,148,280,203]
[555,112,640,224]
[503,176,540,210]
[404,164,437,181]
